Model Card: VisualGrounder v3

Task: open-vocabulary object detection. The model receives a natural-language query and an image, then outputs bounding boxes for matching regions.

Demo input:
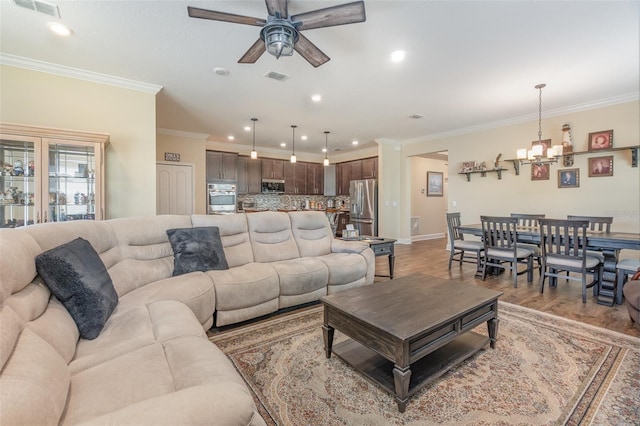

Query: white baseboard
[411,233,445,242]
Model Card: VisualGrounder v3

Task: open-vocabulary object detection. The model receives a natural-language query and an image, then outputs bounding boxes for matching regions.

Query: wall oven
[207,183,236,214]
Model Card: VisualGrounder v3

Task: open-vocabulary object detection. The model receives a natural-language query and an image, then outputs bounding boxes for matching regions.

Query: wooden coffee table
[321,273,502,412]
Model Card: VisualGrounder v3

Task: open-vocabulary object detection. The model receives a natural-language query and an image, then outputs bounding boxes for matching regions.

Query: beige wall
[0,65,157,219]
[156,132,207,214]
[399,101,640,238]
[410,157,448,238]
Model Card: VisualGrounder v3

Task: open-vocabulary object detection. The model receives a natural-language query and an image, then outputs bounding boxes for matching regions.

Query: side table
[363,237,396,279]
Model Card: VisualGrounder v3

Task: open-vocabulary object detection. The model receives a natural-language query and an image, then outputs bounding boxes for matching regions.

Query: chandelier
[516,84,563,166]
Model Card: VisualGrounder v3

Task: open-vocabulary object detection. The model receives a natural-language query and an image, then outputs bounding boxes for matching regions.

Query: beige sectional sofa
[0,210,374,425]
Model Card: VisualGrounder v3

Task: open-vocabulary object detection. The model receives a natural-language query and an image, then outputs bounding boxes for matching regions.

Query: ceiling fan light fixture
[262,22,298,59]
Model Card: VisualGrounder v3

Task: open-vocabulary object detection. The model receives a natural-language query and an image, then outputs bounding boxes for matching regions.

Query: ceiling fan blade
[294,33,330,68]
[187,6,265,27]
[238,38,267,64]
[292,1,365,31]
[265,0,288,18]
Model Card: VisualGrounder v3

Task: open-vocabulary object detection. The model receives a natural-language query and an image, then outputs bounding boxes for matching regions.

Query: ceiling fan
[187,0,366,68]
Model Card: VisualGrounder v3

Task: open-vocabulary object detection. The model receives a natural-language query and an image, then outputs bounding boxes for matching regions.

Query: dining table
[456,223,640,306]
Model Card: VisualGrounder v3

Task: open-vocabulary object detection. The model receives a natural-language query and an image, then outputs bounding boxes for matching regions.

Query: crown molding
[157,128,209,140]
[405,91,640,145]
[0,53,163,94]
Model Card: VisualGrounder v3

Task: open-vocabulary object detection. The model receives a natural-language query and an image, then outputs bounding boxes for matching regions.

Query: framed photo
[558,168,580,188]
[588,156,614,177]
[588,130,613,151]
[532,139,552,157]
[427,171,443,197]
[459,161,476,173]
[531,163,550,181]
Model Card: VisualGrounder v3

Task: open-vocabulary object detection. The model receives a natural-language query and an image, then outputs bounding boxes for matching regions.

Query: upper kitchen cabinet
[206,151,237,182]
[237,156,262,194]
[361,157,378,179]
[261,158,285,180]
[306,163,324,195]
[0,123,108,228]
[283,161,307,194]
[337,162,352,195]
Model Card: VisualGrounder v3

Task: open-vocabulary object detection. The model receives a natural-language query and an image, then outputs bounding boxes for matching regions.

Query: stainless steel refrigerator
[349,179,378,237]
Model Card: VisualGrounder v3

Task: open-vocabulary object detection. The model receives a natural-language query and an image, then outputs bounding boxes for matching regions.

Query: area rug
[210,303,640,425]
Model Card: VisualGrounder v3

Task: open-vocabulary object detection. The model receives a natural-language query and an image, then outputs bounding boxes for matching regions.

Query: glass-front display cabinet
[0,123,109,228]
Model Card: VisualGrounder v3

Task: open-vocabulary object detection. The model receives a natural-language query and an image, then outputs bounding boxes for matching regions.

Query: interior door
[156,163,194,215]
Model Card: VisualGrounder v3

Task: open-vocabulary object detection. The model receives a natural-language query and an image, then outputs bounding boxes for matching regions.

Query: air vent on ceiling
[264,71,290,82]
[409,114,425,119]
[12,0,61,17]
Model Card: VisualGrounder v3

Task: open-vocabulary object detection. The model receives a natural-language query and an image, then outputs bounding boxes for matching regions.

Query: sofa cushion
[246,211,300,262]
[191,214,254,267]
[35,237,118,340]
[271,257,328,308]
[167,226,229,276]
[288,211,333,257]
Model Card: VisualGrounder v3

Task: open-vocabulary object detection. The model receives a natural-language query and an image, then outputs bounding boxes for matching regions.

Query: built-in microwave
[261,179,285,194]
[208,183,236,214]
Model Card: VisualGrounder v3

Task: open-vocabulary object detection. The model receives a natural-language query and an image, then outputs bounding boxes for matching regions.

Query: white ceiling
[1,1,638,157]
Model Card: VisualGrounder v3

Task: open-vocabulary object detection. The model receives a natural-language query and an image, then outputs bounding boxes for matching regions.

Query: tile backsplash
[237,194,350,211]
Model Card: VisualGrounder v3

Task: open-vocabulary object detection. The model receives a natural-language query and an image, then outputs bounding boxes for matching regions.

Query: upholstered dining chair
[510,213,545,269]
[446,212,484,270]
[480,216,534,288]
[566,215,613,262]
[538,218,603,303]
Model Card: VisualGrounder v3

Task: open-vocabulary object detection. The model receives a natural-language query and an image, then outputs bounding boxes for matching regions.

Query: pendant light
[290,125,297,163]
[323,131,330,166]
[250,118,258,160]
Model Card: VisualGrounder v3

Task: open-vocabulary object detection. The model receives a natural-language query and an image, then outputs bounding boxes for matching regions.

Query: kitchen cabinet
[361,157,378,179]
[283,161,307,194]
[306,163,324,195]
[261,158,284,180]
[206,151,237,182]
[237,156,262,194]
[0,123,108,228]
[337,162,352,195]
[351,159,363,181]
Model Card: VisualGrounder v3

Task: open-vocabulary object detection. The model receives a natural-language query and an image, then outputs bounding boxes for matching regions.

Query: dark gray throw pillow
[166,226,229,276]
[35,237,117,340]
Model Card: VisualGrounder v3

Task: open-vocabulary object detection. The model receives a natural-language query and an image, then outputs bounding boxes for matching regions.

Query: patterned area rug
[210,303,640,425]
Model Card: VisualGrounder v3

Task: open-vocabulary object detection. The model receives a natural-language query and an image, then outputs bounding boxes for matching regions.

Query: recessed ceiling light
[352,140,359,145]
[322,148,327,153]
[244,126,251,131]
[213,67,229,76]
[47,22,72,36]
[390,50,406,62]
[301,135,308,140]
[280,142,286,147]
[311,94,322,102]
[227,135,235,140]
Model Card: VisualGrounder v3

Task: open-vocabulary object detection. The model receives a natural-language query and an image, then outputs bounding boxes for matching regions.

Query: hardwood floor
[374,238,639,337]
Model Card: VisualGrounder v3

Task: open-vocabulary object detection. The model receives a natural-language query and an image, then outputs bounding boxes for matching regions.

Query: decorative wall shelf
[458,168,506,182]
[505,145,639,176]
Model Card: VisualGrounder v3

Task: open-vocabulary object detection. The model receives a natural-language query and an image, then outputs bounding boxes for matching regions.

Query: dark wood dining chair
[538,218,603,303]
[480,216,534,288]
[510,213,545,269]
[566,215,612,232]
[566,215,613,262]
[446,212,484,270]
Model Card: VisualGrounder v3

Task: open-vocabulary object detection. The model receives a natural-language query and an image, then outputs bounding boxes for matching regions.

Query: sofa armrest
[330,239,370,254]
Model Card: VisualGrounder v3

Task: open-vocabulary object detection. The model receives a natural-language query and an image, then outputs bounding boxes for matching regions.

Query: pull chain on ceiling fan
[187,0,366,67]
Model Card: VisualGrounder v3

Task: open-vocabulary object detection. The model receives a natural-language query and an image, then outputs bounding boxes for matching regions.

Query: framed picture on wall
[588,130,613,151]
[532,139,552,157]
[558,168,580,188]
[531,163,550,181]
[427,171,443,197]
[588,156,614,177]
